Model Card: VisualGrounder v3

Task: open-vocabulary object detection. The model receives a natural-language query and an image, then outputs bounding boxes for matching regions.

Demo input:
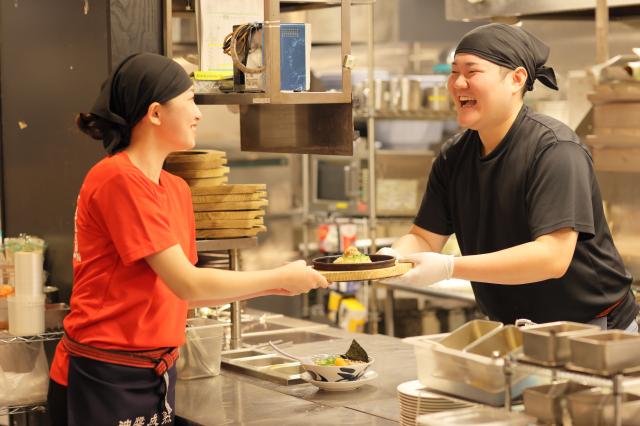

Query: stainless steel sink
[221,352,304,385]
[241,330,337,346]
[239,356,294,367]
[240,321,289,333]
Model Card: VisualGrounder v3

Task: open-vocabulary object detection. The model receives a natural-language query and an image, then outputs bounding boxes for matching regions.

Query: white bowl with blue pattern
[301,354,375,382]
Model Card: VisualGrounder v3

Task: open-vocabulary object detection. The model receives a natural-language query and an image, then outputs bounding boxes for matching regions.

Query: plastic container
[7,293,45,336]
[0,341,49,406]
[176,318,225,380]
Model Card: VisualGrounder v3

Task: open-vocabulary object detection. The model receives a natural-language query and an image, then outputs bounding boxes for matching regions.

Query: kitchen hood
[445,0,640,21]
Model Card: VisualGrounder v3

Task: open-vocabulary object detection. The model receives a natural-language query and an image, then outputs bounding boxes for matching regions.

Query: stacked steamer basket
[164,150,268,239]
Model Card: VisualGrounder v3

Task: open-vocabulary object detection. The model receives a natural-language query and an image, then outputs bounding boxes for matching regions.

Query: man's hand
[385,252,454,286]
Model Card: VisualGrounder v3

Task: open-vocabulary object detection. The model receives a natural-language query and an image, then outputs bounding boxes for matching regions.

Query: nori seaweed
[342,339,369,363]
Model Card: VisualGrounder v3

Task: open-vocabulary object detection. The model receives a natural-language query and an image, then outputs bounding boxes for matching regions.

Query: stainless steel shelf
[513,358,640,391]
[196,237,258,252]
[195,91,350,105]
[0,330,63,344]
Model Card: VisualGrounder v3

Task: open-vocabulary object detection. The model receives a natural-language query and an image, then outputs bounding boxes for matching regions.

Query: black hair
[76,112,131,155]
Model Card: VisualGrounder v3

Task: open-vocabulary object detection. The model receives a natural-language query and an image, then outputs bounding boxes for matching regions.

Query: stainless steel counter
[176,327,415,425]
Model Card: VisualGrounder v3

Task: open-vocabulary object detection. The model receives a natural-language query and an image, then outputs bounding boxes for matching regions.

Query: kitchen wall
[0,0,163,301]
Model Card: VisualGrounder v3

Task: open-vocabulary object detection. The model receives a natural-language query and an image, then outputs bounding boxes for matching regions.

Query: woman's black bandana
[455,23,558,92]
[90,53,193,128]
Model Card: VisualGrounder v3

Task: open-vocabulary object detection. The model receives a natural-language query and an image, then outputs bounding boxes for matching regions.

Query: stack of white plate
[397,380,474,426]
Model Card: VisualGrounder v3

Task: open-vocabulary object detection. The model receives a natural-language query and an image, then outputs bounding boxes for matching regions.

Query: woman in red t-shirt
[47,53,328,426]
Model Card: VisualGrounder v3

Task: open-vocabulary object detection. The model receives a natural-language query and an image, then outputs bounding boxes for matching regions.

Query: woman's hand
[277,260,329,296]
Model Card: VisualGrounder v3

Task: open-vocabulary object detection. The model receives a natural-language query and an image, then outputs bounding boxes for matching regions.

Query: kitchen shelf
[281,0,374,12]
[195,91,350,105]
[0,330,63,344]
[196,237,258,252]
[0,403,46,416]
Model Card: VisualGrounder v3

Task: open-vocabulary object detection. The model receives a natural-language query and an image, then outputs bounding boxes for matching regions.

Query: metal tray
[464,325,523,358]
[567,388,640,426]
[521,321,600,366]
[312,254,395,271]
[569,330,640,375]
[439,319,502,350]
[523,381,591,424]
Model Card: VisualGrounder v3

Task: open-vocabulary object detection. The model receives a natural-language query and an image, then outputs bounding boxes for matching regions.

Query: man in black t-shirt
[381,23,638,330]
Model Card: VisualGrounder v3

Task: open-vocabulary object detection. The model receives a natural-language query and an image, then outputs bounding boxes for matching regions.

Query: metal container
[521,321,600,366]
[439,319,503,350]
[569,330,640,374]
[465,325,523,357]
[44,303,70,331]
[523,381,591,424]
[567,388,640,426]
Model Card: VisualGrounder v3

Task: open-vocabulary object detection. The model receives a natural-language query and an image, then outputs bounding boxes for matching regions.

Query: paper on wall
[197,0,263,78]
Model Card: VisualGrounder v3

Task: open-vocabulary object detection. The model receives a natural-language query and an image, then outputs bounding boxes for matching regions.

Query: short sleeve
[91,173,179,265]
[526,141,595,240]
[413,153,453,235]
[185,187,198,265]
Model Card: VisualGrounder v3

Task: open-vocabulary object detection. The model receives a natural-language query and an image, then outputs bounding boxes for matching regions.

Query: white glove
[376,246,399,259]
[385,252,454,286]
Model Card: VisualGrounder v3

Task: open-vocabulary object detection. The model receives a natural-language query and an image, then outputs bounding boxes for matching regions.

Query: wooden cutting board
[196,226,267,239]
[190,184,267,196]
[172,167,229,179]
[195,218,264,229]
[191,192,267,203]
[185,176,229,187]
[164,158,227,172]
[166,150,226,163]
[194,210,265,220]
[193,200,268,212]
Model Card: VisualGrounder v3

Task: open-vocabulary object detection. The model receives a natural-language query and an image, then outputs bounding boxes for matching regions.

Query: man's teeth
[459,96,477,107]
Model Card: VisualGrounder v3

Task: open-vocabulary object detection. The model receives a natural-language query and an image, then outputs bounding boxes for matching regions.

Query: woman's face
[157,87,202,151]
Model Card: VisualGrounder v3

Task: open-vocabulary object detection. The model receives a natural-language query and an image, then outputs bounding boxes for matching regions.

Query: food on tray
[333,246,371,264]
[314,339,370,365]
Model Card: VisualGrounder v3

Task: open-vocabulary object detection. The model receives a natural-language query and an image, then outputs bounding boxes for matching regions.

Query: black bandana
[90,53,193,128]
[455,23,558,92]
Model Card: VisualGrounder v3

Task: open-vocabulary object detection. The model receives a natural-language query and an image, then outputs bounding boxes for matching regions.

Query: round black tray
[312,254,395,271]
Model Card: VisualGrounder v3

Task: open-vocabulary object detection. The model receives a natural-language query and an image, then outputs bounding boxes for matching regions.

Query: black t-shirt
[415,105,636,328]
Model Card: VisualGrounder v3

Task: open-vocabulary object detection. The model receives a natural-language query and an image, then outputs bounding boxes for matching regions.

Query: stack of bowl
[397,380,474,426]
[164,150,268,239]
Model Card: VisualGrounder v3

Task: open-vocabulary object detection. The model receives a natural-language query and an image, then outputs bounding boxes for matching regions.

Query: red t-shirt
[50,152,197,386]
